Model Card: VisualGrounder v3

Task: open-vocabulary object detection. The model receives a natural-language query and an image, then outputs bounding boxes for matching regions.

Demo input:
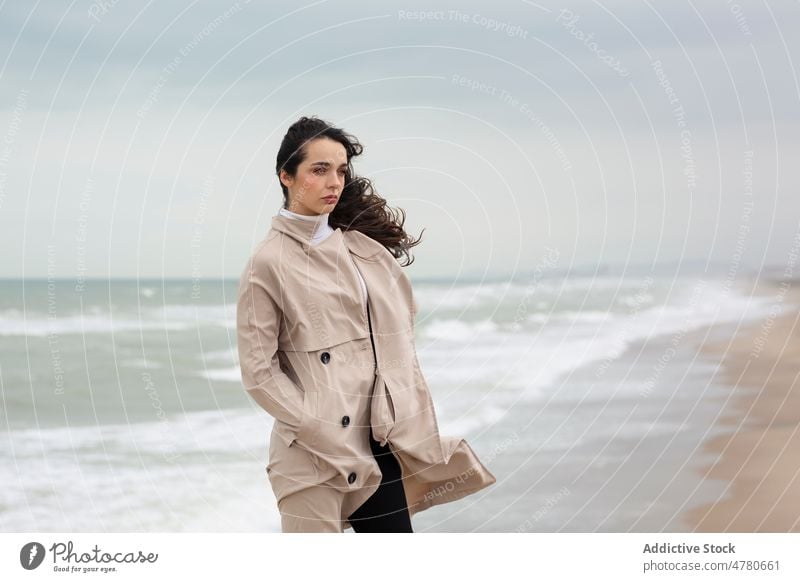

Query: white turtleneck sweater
[278,207,368,303]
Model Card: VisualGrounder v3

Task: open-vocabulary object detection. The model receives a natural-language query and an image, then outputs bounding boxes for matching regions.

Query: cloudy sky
[1,0,798,280]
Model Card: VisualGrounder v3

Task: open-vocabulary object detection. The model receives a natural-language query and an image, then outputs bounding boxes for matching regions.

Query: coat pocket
[268,387,319,450]
[266,433,322,489]
[370,374,396,445]
[384,378,396,424]
[292,389,319,448]
[266,415,340,490]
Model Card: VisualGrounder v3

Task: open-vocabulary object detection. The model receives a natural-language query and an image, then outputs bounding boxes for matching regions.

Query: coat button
[320,352,330,364]
[341,415,350,427]
[348,472,357,484]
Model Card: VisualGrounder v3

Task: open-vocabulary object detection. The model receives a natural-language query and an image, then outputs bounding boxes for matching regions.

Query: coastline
[682,278,800,532]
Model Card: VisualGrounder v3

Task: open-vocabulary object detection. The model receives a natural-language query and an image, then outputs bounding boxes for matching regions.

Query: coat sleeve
[236,257,306,442]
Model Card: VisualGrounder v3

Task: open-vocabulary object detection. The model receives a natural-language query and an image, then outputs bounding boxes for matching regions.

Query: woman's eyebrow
[311,161,347,167]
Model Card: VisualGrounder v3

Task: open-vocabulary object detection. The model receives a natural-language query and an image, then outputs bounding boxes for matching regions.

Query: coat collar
[271,213,335,252]
[271,213,382,260]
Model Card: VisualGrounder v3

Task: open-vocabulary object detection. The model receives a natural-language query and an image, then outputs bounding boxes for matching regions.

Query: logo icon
[20,542,46,570]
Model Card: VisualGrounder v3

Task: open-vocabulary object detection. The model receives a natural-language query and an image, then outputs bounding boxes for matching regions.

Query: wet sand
[683,279,800,532]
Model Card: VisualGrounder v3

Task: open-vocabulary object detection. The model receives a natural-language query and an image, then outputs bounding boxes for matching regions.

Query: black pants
[347,430,414,533]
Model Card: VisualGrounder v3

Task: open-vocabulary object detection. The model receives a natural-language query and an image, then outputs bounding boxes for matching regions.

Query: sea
[0,274,781,532]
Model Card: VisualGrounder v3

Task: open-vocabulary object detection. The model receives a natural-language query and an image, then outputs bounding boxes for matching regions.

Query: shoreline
[682,278,800,532]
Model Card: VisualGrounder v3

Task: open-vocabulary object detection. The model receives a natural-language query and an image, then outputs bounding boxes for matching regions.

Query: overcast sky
[1,0,798,280]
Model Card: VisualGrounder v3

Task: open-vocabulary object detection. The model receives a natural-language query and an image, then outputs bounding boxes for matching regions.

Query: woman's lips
[323,196,338,203]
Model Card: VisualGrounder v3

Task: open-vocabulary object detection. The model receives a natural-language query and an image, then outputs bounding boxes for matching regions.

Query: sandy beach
[683,279,800,532]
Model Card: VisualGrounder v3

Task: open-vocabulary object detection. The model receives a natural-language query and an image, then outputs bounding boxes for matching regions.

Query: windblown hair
[275,115,423,266]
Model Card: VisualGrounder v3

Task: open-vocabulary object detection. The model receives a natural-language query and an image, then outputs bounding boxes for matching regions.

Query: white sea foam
[0,303,237,336]
[0,408,282,531]
[416,279,776,402]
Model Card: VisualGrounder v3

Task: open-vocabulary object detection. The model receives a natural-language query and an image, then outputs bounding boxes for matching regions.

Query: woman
[236,116,496,533]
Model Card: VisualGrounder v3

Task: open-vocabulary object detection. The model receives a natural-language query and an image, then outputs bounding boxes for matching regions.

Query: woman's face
[280,137,348,216]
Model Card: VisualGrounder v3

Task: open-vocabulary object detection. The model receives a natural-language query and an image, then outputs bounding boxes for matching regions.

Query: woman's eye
[312,167,345,176]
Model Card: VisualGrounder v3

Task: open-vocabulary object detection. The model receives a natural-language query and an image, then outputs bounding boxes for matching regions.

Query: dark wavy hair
[275,115,423,267]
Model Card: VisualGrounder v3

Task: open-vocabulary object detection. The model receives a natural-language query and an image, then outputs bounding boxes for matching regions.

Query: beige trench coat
[236,213,496,529]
